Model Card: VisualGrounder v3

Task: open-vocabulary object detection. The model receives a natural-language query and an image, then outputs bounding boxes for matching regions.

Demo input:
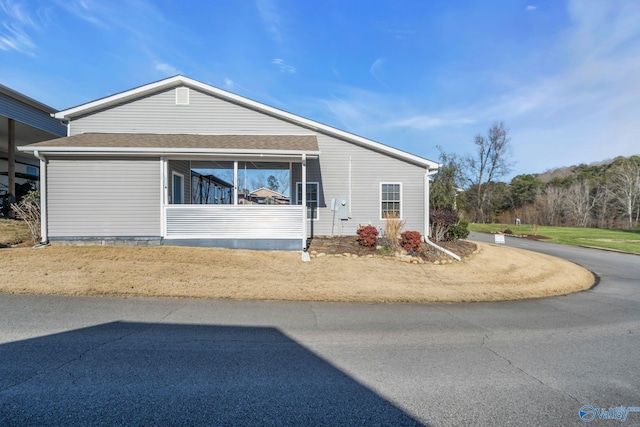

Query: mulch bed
[309,236,476,263]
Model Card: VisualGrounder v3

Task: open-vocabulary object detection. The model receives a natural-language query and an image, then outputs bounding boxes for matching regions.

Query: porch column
[8,118,15,212]
[161,157,168,237]
[233,161,238,205]
[301,154,307,250]
[34,151,47,243]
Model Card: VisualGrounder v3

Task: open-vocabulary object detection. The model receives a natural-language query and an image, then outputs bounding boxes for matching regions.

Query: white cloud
[369,57,386,84]
[526,5,537,11]
[223,78,234,89]
[54,0,108,28]
[390,115,475,130]
[256,0,284,45]
[154,61,179,75]
[0,0,39,54]
[272,58,296,74]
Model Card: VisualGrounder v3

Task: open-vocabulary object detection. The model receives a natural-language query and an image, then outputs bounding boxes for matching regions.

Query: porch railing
[164,204,304,240]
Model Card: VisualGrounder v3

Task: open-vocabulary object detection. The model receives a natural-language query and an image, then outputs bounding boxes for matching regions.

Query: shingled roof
[22,133,319,155]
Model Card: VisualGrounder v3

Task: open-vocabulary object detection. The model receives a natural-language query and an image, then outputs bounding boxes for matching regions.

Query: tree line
[430,122,640,229]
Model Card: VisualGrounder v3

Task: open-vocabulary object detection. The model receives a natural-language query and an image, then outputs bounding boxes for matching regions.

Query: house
[0,85,67,215]
[19,75,439,251]
[244,188,290,205]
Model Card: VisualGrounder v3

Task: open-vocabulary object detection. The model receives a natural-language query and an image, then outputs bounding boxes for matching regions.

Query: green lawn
[469,223,640,254]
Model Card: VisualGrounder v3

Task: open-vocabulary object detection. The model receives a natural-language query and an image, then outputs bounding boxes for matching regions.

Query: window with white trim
[172,171,184,204]
[380,183,401,219]
[296,182,319,219]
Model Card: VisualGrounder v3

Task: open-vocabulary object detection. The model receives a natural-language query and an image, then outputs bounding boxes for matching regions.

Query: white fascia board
[54,75,439,170]
[18,145,320,157]
[184,78,439,169]
[54,76,186,119]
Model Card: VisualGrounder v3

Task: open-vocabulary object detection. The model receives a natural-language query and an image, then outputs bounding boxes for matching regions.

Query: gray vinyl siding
[292,134,427,237]
[0,92,66,137]
[67,85,427,238]
[71,88,310,136]
[168,160,191,203]
[47,158,161,237]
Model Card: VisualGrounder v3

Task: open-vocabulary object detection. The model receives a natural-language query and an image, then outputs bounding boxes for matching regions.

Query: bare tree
[563,180,601,227]
[276,169,290,195]
[464,121,513,222]
[540,186,564,226]
[611,158,640,229]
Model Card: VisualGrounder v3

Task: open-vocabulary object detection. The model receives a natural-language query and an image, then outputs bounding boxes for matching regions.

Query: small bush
[10,190,41,243]
[503,228,514,235]
[401,230,422,251]
[383,213,405,251]
[430,208,459,242]
[447,220,470,241]
[356,225,379,247]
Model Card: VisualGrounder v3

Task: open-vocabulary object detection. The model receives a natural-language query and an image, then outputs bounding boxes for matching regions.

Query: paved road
[1,235,638,426]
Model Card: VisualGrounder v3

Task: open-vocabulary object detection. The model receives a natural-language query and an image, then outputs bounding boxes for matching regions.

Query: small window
[175,87,189,105]
[26,166,38,176]
[380,183,401,219]
[296,182,319,220]
[172,172,184,204]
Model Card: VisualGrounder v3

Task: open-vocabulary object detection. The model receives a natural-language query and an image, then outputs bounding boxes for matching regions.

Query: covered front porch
[160,154,314,251]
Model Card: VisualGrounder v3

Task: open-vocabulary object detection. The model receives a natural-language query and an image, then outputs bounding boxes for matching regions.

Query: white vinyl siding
[380,183,402,219]
[296,182,319,220]
[47,158,161,237]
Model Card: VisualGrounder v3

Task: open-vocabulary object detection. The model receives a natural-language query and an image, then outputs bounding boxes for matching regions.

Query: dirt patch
[309,236,477,262]
[0,241,594,303]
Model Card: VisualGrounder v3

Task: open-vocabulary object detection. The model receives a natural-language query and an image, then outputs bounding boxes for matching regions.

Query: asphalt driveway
[1,234,638,426]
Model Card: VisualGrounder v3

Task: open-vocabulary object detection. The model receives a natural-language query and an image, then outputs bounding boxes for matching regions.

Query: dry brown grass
[0,242,594,302]
[0,219,32,247]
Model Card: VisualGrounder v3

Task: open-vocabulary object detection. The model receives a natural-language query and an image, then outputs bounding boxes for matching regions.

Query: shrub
[383,212,405,251]
[447,220,470,241]
[356,225,379,247]
[429,208,459,242]
[401,230,422,251]
[10,190,41,243]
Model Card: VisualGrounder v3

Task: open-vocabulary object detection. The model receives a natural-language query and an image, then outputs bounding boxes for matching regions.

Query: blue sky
[2,0,639,180]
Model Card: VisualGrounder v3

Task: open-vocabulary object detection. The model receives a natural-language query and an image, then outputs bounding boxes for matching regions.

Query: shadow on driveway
[0,321,425,426]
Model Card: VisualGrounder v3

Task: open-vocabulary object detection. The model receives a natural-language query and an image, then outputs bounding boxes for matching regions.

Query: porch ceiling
[20,133,319,155]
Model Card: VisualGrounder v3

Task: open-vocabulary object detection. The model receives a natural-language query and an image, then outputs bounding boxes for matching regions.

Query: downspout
[301,154,310,261]
[424,168,461,261]
[33,150,48,244]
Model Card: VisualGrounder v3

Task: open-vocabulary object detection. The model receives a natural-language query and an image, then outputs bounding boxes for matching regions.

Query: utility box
[337,195,350,220]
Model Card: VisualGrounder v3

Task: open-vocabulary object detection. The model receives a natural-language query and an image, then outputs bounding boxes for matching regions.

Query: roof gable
[54,75,438,169]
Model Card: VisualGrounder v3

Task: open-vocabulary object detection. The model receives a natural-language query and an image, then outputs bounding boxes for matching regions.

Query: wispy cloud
[54,0,109,28]
[389,115,475,130]
[256,0,284,45]
[526,5,537,11]
[223,78,235,89]
[154,61,180,76]
[272,58,296,74]
[369,57,386,85]
[0,0,40,54]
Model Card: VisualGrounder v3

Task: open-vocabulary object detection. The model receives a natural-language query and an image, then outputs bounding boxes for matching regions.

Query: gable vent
[175,87,190,105]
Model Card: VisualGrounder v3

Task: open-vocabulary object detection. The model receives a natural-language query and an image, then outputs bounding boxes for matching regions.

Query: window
[172,171,184,204]
[26,166,38,176]
[296,182,319,219]
[380,183,401,219]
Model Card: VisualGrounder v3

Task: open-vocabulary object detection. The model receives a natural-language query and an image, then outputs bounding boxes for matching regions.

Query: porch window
[296,182,318,219]
[380,183,401,219]
[172,171,184,204]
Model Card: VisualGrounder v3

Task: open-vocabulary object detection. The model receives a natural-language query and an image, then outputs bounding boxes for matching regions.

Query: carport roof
[19,133,320,156]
